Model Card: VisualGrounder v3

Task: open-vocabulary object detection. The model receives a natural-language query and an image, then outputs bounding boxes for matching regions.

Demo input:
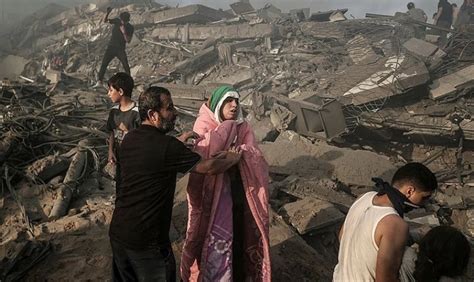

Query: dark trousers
[436,20,452,46]
[98,46,130,81]
[231,173,246,282]
[110,240,176,282]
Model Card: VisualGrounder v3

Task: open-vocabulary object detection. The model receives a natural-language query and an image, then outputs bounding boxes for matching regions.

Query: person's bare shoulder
[375,214,408,246]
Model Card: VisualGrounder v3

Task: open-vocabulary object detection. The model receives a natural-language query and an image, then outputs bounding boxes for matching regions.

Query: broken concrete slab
[269,210,333,281]
[429,65,474,100]
[151,23,277,42]
[270,103,296,132]
[260,131,396,187]
[45,70,62,84]
[247,113,279,143]
[406,214,440,226]
[0,55,29,80]
[230,2,255,15]
[172,46,218,76]
[343,55,430,106]
[329,11,347,22]
[290,8,310,21]
[300,22,345,39]
[345,35,379,65]
[149,4,230,25]
[258,4,284,22]
[403,38,439,61]
[280,176,355,212]
[283,198,345,235]
[156,83,209,100]
[310,9,348,22]
[214,69,254,88]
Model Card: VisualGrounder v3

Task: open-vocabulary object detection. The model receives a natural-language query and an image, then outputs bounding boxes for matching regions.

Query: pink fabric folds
[180,104,271,282]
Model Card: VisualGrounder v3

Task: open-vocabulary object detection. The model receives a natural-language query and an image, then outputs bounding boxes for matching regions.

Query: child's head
[107,72,134,103]
[414,226,471,281]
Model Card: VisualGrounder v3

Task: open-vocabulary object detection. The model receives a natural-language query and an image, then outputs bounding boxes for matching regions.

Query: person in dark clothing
[105,72,140,192]
[434,0,453,46]
[406,2,428,39]
[109,86,243,282]
[94,8,134,89]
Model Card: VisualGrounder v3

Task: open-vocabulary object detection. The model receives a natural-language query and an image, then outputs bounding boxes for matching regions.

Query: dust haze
[0,0,465,25]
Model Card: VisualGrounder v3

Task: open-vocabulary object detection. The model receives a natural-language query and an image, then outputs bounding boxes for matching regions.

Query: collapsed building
[0,1,473,281]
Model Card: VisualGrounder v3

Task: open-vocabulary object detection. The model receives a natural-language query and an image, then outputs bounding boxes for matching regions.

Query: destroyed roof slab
[430,65,474,100]
[230,2,255,15]
[310,9,348,22]
[149,4,230,25]
[151,23,277,41]
[341,55,430,106]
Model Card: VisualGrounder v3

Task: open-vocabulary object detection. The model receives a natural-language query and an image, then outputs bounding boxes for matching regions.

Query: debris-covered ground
[1,1,474,281]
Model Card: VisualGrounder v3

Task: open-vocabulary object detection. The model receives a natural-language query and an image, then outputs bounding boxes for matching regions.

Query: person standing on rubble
[108,86,243,281]
[406,2,428,39]
[180,86,271,282]
[93,7,134,89]
[333,162,437,282]
[105,72,140,192]
[434,0,454,46]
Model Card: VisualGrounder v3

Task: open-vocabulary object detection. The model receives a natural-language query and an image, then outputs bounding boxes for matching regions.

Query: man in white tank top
[333,163,437,282]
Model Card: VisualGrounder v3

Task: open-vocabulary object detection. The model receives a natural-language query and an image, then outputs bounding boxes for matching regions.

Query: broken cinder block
[283,198,345,235]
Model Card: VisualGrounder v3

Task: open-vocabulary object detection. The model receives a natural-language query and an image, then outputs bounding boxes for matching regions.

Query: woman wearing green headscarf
[181,86,271,281]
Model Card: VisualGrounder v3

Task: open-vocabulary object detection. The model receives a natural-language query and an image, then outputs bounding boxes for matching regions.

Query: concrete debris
[151,23,276,42]
[429,65,474,100]
[0,56,29,80]
[172,46,218,77]
[310,9,348,22]
[283,198,345,234]
[230,2,255,15]
[345,35,379,65]
[148,5,231,25]
[1,1,474,281]
[343,55,430,106]
[269,210,333,281]
[279,176,355,212]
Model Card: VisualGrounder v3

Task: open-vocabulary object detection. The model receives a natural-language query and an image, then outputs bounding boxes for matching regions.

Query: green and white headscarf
[209,86,244,124]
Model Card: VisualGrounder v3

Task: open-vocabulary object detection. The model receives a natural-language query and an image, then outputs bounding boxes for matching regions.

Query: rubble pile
[0,1,474,281]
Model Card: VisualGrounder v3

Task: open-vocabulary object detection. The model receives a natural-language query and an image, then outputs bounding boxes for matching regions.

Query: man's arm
[374,215,409,282]
[338,223,344,242]
[192,149,241,175]
[120,25,133,43]
[434,7,443,24]
[103,7,112,23]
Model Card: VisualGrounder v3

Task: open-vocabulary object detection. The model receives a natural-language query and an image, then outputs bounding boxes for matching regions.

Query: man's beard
[157,114,175,133]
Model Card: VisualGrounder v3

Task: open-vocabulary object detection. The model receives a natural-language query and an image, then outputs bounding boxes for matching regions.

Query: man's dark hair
[138,86,171,121]
[120,12,131,22]
[108,72,134,98]
[407,2,415,9]
[414,226,470,281]
[452,3,457,7]
[391,162,437,192]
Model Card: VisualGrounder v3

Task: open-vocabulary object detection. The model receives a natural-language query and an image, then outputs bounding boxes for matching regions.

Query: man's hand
[108,151,117,164]
[177,131,199,143]
[226,146,242,165]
